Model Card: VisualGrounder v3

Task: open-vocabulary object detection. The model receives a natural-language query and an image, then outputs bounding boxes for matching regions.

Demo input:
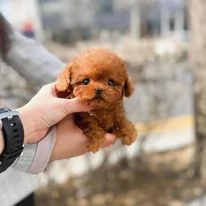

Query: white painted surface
[0,0,44,41]
[187,196,206,206]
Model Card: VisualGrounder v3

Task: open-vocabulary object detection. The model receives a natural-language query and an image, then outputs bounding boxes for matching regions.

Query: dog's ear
[124,76,134,97]
[55,63,72,98]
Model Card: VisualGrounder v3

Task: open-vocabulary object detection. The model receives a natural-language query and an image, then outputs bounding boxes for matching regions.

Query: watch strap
[0,108,24,172]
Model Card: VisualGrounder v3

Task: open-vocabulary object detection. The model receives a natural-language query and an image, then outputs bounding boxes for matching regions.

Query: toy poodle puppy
[56,48,137,152]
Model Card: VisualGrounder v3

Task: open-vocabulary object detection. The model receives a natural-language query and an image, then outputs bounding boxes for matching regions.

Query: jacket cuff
[12,127,56,174]
[12,143,37,171]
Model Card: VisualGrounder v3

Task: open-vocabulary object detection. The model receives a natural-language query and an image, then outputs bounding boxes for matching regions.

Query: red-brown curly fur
[56,48,137,152]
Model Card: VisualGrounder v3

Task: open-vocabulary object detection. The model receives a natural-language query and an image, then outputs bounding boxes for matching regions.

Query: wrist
[16,106,36,144]
[0,120,4,153]
[0,130,4,155]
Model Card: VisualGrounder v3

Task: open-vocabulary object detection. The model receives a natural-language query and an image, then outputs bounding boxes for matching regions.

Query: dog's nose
[95,88,102,96]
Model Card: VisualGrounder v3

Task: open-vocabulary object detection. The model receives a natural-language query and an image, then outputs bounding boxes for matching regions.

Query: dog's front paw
[87,142,101,153]
[122,135,136,145]
[121,124,137,145]
[87,137,105,153]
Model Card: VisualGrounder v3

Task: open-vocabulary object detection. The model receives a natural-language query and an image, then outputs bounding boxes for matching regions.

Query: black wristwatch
[0,108,24,172]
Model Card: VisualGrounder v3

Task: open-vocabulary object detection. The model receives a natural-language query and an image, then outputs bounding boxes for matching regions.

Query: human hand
[50,115,116,161]
[16,83,90,144]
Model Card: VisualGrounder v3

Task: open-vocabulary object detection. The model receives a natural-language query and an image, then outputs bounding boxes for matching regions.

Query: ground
[36,145,206,206]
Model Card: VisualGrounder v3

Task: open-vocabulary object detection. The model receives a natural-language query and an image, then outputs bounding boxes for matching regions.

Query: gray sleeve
[5,29,65,87]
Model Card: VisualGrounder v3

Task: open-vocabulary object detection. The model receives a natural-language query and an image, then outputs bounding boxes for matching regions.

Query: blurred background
[1,0,206,205]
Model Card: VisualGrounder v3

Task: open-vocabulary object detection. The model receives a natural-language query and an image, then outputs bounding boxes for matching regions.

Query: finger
[103,133,116,147]
[39,83,91,112]
[40,83,56,96]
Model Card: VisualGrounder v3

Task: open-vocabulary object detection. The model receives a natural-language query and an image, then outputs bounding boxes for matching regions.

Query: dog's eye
[82,78,90,85]
[108,79,115,86]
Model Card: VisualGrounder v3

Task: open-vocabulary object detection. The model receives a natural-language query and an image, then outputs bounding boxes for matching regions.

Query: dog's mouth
[93,94,104,100]
[89,95,106,103]
[80,90,107,101]
[82,96,110,109]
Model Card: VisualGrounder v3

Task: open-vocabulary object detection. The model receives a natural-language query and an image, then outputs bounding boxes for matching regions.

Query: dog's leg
[121,121,137,145]
[74,113,106,153]
[85,127,106,153]
[113,119,137,146]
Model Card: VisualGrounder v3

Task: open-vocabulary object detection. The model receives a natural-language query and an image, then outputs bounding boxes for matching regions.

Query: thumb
[55,97,91,115]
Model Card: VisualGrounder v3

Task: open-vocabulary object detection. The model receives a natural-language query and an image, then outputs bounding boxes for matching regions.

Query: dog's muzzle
[95,88,103,96]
